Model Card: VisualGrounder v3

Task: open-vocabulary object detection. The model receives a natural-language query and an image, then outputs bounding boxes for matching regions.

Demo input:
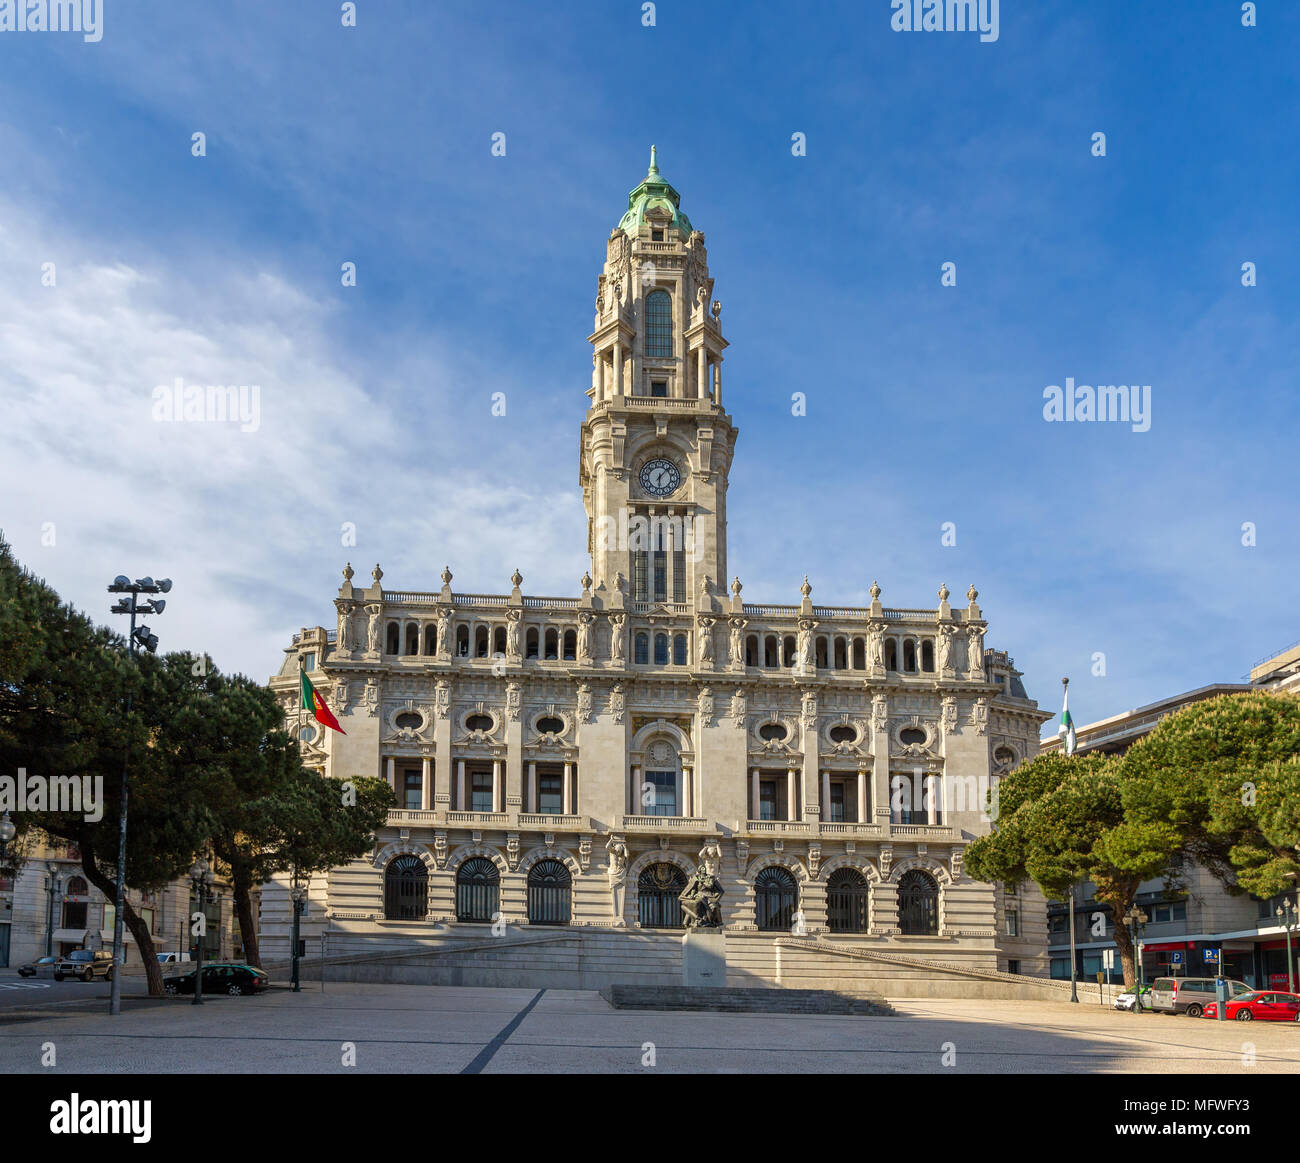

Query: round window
[536,715,565,735]
[466,713,494,732]
[900,727,926,745]
[758,723,788,742]
[828,724,856,744]
[394,712,422,730]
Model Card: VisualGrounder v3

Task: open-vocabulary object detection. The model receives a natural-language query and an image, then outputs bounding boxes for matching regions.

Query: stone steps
[600,984,893,1015]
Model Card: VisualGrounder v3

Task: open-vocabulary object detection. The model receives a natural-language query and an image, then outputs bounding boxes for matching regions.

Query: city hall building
[264,151,1052,991]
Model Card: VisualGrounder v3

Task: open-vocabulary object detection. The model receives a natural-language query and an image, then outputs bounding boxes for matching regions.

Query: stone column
[787,768,797,822]
[682,765,693,817]
[493,758,503,813]
[528,762,537,814]
[421,757,432,811]
[613,338,623,397]
[821,771,831,822]
[385,756,395,792]
[563,761,573,815]
[857,767,867,824]
[696,345,706,400]
[630,764,641,817]
[456,759,466,812]
[751,768,760,821]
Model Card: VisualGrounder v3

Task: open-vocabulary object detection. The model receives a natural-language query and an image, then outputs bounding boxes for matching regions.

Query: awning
[1143,941,1193,952]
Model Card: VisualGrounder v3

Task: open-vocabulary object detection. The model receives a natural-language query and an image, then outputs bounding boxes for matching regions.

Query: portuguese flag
[301,667,346,735]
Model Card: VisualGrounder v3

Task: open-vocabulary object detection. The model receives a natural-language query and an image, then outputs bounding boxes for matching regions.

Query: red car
[1202,991,1300,1021]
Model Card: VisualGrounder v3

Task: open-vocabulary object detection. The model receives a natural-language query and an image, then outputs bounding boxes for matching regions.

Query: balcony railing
[889,823,957,839]
[818,822,885,837]
[446,811,508,826]
[745,820,813,835]
[388,809,439,825]
[620,815,713,831]
[517,813,586,830]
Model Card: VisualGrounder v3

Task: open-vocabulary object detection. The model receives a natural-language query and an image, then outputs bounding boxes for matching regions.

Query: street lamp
[0,813,14,941]
[189,857,212,1006]
[106,573,172,1017]
[1067,883,1080,1004]
[1276,897,1299,994]
[1123,906,1148,1015]
[290,879,308,993]
[45,862,64,958]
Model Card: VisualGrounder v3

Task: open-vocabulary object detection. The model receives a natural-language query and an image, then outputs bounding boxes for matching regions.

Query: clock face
[639,457,682,497]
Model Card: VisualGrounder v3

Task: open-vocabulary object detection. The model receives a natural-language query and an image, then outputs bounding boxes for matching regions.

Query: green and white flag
[1059,685,1077,755]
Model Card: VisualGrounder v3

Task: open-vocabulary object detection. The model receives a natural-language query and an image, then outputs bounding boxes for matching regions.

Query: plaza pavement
[1,982,1298,1074]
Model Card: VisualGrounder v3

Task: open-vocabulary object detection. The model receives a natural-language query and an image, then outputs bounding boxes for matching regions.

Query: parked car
[17,955,60,979]
[1203,991,1300,1021]
[53,949,115,982]
[1113,985,1152,1011]
[163,962,269,997]
[1149,976,1253,1017]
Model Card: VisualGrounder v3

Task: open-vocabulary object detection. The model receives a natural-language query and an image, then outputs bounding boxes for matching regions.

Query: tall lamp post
[1276,897,1299,994]
[290,878,308,993]
[189,857,213,1006]
[45,863,64,958]
[1123,905,1148,1015]
[106,574,171,1017]
[1067,884,1080,1004]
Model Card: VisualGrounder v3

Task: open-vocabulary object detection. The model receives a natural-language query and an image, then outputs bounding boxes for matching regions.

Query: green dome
[616,145,694,237]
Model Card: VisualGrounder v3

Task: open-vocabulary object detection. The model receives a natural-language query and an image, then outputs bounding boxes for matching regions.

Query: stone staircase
[601,984,893,1015]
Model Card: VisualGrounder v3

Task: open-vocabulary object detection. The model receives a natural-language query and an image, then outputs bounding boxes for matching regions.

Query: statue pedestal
[681,929,727,988]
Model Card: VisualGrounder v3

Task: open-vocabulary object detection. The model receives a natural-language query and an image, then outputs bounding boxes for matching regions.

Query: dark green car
[163,962,270,996]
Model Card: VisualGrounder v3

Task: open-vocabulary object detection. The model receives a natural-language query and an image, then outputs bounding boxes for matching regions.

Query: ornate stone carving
[434,679,451,720]
[334,679,352,714]
[578,835,592,874]
[433,831,448,870]
[729,616,747,666]
[678,851,724,930]
[967,626,985,679]
[363,678,380,717]
[577,611,594,665]
[336,600,355,652]
[696,615,715,663]
[366,604,383,654]
[608,612,626,665]
[869,623,886,673]
[697,685,715,727]
[506,833,520,871]
[872,695,888,734]
[796,618,816,674]
[735,837,749,869]
[607,683,626,723]
[938,625,955,674]
[606,835,628,922]
[801,688,818,729]
[729,687,747,725]
[941,695,957,734]
[950,848,964,881]
[576,683,593,725]
[970,696,989,736]
[506,609,522,661]
[879,844,893,878]
[506,682,522,723]
[808,842,821,879]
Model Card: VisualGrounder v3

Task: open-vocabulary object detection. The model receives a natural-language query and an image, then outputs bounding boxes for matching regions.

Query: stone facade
[264,150,1051,982]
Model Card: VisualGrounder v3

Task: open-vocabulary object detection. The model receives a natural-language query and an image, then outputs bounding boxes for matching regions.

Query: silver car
[17,955,59,979]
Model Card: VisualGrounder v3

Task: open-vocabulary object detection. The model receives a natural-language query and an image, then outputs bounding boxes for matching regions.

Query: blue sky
[1,0,1297,737]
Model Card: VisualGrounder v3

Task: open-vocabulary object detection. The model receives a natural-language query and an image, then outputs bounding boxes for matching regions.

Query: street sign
[1203,947,1220,966]
[1102,949,1115,969]
[1170,951,1183,965]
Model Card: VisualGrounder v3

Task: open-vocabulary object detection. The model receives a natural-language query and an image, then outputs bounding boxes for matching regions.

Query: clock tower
[579,147,736,608]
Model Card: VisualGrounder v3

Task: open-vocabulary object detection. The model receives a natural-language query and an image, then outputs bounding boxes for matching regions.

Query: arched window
[65,876,89,896]
[852,638,865,670]
[494,626,507,656]
[456,624,470,656]
[424,624,437,655]
[475,625,490,658]
[654,633,669,665]
[827,868,869,933]
[903,639,917,672]
[544,628,559,660]
[782,635,796,667]
[834,637,847,670]
[815,636,828,669]
[405,623,419,655]
[527,859,571,925]
[885,639,898,671]
[638,863,686,928]
[921,639,935,672]
[383,854,428,921]
[645,289,673,358]
[562,629,577,660]
[455,857,500,923]
[746,634,759,667]
[634,632,649,664]
[386,622,400,655]
[898,870,939,935]
[755,866,798,931]
[764,635,779,668]
[672,633,688,666]
[526,626,539,659]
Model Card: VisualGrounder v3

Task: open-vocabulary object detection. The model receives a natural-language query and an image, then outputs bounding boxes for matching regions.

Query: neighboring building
[0,831,237,970]
[263,149,1051,986]
[1038,645,1300,990]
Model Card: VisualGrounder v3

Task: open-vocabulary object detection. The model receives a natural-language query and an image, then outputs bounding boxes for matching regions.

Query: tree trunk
[78,847,164,997]
[231,865,261,968]
[1111,908,1137,990]
[1097,879,1142,991]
